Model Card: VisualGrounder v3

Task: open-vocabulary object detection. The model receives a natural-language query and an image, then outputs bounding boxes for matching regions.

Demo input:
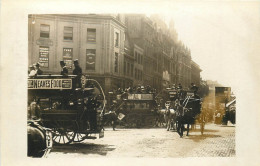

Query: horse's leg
[180,124,184,137]
[111,120,115,130]
[176,121,180,136]
[167,119,170,131]
[187,124,190,136]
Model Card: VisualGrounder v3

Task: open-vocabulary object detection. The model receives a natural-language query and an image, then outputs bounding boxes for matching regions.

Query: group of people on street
[112,85,157,95]
[28,59,82,77]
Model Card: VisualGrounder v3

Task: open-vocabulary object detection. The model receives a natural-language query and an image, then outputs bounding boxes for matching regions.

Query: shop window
[86,49,96,71]
[40,24,50,38]
[87,28,96,42]
[39,46,49,68]
[63,48,73,69]
[64,26,73,41]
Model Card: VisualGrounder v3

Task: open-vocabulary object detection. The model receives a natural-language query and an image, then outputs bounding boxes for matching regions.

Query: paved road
[48,123,235,158]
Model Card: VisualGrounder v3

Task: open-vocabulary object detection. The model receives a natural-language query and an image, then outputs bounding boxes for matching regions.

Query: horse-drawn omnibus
[27,74,105,151]
[109,91,158,128]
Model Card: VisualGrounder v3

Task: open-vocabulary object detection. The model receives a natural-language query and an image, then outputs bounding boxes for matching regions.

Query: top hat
[60,60,65,65]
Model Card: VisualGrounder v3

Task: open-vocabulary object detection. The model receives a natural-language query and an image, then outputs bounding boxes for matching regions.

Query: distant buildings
[28,14,202,94]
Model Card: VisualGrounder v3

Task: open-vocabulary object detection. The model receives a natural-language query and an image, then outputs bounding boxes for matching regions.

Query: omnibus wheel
[73,132,87,142]
[52,128,75,145]
[52,121,76,145]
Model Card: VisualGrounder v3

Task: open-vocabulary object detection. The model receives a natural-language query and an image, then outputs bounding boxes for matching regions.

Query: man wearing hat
[73,59,82,76]
[60,60,68,76]
[28,65,34,75]
[73,59,82,88]
[28,65,37,77]
[190,83,199,95]
[35,62,43,75]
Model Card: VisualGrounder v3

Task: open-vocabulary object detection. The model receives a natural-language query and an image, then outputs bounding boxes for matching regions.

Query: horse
[175,95,201,137]
[103,111,118,130]
[157,102,177,131]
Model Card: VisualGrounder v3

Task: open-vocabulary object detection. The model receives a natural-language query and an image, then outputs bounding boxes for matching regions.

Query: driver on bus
[60,60,68,76]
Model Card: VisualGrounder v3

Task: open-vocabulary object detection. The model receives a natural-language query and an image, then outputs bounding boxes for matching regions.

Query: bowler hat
[74,59,79,64]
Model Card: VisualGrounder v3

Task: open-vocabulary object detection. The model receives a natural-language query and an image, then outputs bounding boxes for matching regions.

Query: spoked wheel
[73,132,87,142]
[52,128,75,145]
[52,121,76,145]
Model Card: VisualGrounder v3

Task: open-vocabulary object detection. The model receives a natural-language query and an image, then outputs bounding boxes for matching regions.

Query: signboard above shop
[28,79,72,89]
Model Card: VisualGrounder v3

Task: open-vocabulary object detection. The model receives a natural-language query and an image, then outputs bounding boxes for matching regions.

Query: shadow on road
[185,134,221,142]
[52,143,115,156]
[189,129,219,133]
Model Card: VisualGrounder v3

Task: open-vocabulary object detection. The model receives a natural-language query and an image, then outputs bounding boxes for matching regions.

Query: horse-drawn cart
[28,75,105,145]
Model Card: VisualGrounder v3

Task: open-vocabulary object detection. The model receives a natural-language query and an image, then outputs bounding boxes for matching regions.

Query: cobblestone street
[48,123,235,158]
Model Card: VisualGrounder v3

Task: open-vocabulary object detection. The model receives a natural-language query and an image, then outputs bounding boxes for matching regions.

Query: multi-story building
[175,43,191,88]
[125,14,158,89]
[28,14,126,94]
[28,14,202,94]
[191,60,202,87]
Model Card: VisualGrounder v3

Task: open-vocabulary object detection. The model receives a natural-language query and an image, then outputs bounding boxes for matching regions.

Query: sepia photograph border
[1,0,260,166]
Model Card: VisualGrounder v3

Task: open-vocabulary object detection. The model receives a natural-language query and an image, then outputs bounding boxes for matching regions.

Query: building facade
[28,14,202,94]
[191,60,202,87]
[28,14,127,94]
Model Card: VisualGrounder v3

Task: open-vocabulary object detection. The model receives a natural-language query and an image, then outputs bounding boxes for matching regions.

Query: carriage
[109,91,158,128]
[28,74,105,145]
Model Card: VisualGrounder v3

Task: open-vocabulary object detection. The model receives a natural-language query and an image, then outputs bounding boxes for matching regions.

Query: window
[114,52,118,73]
[135,68,137,79]
[131,64,133,77]
[86,49,96,71]
[39,46,49,68]
[127,63,130,76]
[64,26,73,40]
[40,24,50,38]
[115,32,119,47]
[87,28,96,42]
[124,61,126,75]
[63,48,73,69]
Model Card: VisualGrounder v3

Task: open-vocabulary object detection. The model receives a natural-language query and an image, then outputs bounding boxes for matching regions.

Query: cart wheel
[52,128,75,145]
[73,132,87,142]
